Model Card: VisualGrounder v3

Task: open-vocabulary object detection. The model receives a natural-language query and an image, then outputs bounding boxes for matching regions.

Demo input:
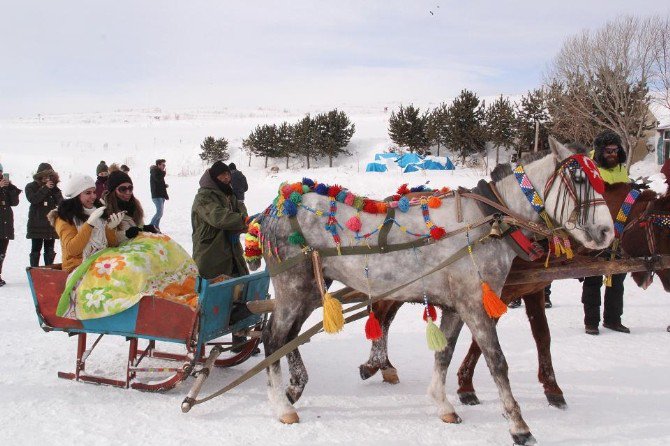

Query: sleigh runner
[27,264,270,391]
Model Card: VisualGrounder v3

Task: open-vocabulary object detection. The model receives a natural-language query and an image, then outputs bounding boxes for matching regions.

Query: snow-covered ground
[1,109,669,445]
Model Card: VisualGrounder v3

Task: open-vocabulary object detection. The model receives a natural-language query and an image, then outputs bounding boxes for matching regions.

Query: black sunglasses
[117,185,134,193]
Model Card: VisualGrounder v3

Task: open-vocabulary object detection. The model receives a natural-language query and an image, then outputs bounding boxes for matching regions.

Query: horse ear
[548,136,572,161]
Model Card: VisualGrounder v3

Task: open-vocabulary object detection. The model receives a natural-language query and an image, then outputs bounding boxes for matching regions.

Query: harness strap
[378,207,396,252]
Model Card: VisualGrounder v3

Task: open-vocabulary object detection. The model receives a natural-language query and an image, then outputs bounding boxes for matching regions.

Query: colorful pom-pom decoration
[427,196,442,208]
[289,191,302,204]
[281,184,293,199]
[287,231,306,246]
[481,282,507,319]
[328,185,343,198]
[315,183,329,195]
[302,178,315,188]
[430,226,446,240]
[302,185,311,194]
[283,200,298,217]
[398,197,411,213]
[344,192,355,206]
[345,215,362,232]
[397,183,410,196]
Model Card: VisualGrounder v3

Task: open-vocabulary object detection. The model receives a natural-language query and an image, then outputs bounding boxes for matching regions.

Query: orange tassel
[365,311,383,340]
[481,282,507,318]
[427,196,442,208]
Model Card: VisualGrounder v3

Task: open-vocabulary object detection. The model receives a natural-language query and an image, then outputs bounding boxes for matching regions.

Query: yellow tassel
[425,317,447,351]
[604,275,613,287]
[322,293,344,334]
[481,282,507,319]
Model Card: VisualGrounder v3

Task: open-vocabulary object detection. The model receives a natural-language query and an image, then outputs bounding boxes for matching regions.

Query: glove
[86,206,106,226]
[107,212,125,229]
[125,226,140,239]
[142,224,158,234]
[631,182,650,191]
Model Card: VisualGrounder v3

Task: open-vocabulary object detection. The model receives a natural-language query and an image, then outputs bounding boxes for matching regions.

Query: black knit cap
[107,170,133,192]
[210,161,230,177]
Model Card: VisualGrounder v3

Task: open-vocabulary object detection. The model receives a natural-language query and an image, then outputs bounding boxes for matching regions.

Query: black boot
[44,250,57,266]
[0,253,4,286]
[29,252,41,267]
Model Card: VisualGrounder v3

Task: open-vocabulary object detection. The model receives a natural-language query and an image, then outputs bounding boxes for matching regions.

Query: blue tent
[365,162,388,172]
[444,156,455,170]
[421,160,446,171]
[397,153,422,168]
[403,164,421,173]
[374,153,399,161]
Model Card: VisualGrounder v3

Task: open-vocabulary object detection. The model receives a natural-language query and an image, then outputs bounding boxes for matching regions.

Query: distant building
[657,123,670,164]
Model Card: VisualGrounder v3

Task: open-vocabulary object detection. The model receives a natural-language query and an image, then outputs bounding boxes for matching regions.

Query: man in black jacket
[229,163,248,203]
[149,159,169,231]
[25,162,63,267]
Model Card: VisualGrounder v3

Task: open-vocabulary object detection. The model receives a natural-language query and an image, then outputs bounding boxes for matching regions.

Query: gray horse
[248,140,613,445]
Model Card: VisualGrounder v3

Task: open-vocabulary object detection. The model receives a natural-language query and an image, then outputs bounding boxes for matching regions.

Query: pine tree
[293,114,318,168]
[445,90,487,163]
[199,136,230,163]
[425,103,450,156]
[514,89,550,157]
[243,125,281,168]
[388,104,430,155]
[276,122,295,169]
[313,110,355,167]
[486,95,516,165]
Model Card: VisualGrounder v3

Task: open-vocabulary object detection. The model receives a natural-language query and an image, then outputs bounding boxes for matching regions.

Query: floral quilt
[56,233,199,320]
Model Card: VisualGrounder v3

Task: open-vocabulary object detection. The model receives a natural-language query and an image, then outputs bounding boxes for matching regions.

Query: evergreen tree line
[388,89,554,165]
[242,109,355,168]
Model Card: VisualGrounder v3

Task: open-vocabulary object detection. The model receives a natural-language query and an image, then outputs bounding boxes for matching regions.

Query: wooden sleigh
[26,265,271,392]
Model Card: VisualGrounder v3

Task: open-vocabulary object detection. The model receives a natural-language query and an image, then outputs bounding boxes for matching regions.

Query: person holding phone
[0,163,22,285]
[101,170,157,242]
[49,174,122,272]
[25,162,63,267]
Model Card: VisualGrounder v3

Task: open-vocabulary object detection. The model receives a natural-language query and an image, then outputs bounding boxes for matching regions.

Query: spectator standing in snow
[25,162,63,267]
[94,161,109,200]
[229,163,248,203]
[149,159,169,231]
[582,130,630,335]
[0,163,22,286]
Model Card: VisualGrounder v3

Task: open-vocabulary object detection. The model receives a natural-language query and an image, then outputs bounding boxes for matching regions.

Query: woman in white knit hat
[48,174,124,272]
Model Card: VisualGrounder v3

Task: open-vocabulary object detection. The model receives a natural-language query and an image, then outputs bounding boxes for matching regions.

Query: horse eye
[572,170,586,184]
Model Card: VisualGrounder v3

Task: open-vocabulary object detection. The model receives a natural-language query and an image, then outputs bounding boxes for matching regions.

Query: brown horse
[359,182,665,409]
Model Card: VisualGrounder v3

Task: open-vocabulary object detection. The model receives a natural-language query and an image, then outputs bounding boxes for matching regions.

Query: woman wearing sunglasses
[102,170,157,242]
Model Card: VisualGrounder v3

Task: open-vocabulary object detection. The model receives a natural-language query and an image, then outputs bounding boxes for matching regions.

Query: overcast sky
[1,0,669,118]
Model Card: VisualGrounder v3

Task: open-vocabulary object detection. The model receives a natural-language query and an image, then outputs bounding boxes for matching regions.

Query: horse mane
[491,150,551,182]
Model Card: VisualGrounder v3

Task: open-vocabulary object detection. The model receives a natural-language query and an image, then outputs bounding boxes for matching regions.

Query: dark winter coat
[0,183,21,239]
[230,169,249,201]
[25,180,63,239]
[150,166,169,199]
[191,170,248,280]
[95,176,107,200]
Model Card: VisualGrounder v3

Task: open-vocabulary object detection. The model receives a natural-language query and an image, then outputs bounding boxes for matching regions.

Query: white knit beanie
[63,174,96,198]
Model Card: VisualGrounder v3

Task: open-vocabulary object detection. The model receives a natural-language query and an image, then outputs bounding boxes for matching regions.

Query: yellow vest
[589,150,630,184]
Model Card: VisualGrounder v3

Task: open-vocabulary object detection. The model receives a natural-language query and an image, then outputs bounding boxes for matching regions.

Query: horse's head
[629,194,670,291]
[542,137,614,250]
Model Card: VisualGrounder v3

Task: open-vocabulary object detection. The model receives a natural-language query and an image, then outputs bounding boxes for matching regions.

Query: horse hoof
[511,432,537,445]
[381,367,399,384]
[440,412,462,424]
[359,364,379,381]
[458,392,480,405]
[546,392,568,409]
[280,412,300,424]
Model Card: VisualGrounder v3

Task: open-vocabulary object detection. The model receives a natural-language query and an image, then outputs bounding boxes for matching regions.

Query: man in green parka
[191,161,249,280]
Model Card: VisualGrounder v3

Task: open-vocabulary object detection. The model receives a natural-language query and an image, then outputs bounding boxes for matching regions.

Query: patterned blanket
[56,233,199,320]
